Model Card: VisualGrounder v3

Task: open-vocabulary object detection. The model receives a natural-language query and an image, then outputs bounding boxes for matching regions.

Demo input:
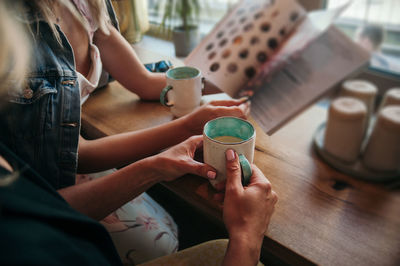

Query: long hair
[0,1,31,186]
[0,1,30,98]
[24,0,111,44]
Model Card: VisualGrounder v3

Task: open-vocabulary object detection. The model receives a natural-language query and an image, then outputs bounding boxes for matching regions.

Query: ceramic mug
[160,66,203,117]
[203,117,256,188]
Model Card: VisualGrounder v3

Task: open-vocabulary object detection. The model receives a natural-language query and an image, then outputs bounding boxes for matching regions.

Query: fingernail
[207,171,216,179]
[239,96,250,103]
[226,149,235,161]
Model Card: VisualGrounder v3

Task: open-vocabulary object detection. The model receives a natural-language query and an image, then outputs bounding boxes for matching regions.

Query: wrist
[138,156,165,184]
[229,232,264,251]
[176,114,196,137]
[230,231,264,256]
[224,233,263,266]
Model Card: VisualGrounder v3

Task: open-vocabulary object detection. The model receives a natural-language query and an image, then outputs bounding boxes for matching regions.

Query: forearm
[95,27,166,100]
[223,235,263,266]
[78,117,191,173]
[59,157,161,220]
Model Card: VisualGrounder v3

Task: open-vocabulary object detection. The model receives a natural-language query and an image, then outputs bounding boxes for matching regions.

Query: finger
[225,149,244,193]
[271,191,278,205]
[185,135,203,146]
[213,106,247,119]
[189,136,205,160]
[194,136,203,150]
[249,164,271,185]
[185,135,203,152]
[238,102,251,117]
[239,90,254,98]
[209,99,244,107]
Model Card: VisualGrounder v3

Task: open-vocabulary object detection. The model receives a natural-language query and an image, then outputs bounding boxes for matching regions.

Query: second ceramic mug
[160,66,203,117]
[203,117,256,188]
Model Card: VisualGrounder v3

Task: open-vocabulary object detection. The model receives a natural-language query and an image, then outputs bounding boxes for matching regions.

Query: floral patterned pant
[76,170,178,265]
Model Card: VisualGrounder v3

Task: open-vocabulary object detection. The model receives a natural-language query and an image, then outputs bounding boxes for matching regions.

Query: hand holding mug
[152,135,217,182]
[181,99,250,136]
[223,151,277,237]
[222,150,278,265]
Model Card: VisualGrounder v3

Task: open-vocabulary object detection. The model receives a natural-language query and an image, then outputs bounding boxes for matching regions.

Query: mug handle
[160,85,174,107]
[239,154,252,186]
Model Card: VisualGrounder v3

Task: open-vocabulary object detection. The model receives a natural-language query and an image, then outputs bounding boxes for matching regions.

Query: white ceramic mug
[160,66,203,117]
[203,117,255,188]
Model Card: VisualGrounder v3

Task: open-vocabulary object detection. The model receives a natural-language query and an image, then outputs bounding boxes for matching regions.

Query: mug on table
[203,116,256,188]
[160,66,204,117]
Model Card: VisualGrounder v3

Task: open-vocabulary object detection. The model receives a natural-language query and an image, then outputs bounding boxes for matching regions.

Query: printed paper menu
[185,0,369,134]
[185,0,306,97]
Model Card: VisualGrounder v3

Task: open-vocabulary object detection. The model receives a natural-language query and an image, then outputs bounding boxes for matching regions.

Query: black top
[0,143,122,265]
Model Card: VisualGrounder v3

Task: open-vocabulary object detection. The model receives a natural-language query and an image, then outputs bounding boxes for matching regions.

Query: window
[147,0,400,76]
[326,0,400,75]
[147,0,239,37]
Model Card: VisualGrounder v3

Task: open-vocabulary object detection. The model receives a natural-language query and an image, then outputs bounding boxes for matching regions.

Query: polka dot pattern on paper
[186,0,306,96]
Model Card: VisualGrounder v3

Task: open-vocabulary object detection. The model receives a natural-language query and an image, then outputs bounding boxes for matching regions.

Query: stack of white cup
[323,81,400,173]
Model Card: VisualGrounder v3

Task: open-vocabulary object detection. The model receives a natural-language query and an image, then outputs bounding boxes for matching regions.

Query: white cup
[203,117,255,188]
[362,106,400,172]
[340,79,378,117]
[323,97,367,163]
[379,88,400,110]
[160,66,203,117]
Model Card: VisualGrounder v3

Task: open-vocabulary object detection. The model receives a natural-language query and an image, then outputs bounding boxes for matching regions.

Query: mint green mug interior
[204,117,255,143]
[167,66,200,80]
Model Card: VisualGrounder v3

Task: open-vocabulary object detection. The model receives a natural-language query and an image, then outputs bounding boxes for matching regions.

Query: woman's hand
[222,149,277,266]
[181,99,250,136]
[152,135,216,182]
[223,149,277,242]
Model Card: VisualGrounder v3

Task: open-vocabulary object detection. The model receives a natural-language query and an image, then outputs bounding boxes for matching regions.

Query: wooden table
[81,48,400,266]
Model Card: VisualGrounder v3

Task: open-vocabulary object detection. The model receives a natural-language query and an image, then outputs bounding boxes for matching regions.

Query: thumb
[225,149,243,193]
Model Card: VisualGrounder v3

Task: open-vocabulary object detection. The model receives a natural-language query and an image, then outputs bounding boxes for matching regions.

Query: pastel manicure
[226,149,235,161]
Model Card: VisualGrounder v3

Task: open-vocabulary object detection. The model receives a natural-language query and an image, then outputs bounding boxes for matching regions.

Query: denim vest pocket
[8,78,57,104]
[3,76,62,188]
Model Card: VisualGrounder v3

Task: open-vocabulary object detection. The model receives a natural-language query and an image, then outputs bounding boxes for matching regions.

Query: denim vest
[0,1,119,189]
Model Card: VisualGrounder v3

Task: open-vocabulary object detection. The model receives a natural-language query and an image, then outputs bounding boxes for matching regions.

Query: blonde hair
[25,0,111,44]
[0,1,30,186]
[0,1,30,96]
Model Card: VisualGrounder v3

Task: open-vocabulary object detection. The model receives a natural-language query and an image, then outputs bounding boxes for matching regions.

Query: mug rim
[203,116,255,145]
[166,66,201,80]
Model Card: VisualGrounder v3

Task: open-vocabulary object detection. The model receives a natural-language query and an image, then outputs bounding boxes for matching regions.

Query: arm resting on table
[77,117,191,173]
